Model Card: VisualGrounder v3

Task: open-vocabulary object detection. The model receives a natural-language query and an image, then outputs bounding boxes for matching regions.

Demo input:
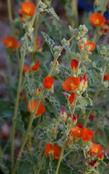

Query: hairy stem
[71,0,78,27]
[12,89,44,174]
[7,0,13,23]
[55,143,66,174]
[12,116,34,174]
[102,0,108,13]
[11,53,25,172]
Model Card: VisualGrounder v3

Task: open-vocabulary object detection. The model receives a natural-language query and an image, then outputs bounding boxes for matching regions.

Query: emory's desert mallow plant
[1,0,109,174]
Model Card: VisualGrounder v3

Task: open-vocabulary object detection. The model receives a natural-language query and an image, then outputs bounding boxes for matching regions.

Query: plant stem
[7,0,13,23]
[12,89,44,174]
[95,0,108,14]
[31,0,40,27]
[55,72,79,174]
[33,14,41,52]
[102,0,108,13]
[12,116,34,174]
[55,143,66,174]
[12,9,63,171]
[36,153,45,174]
[70,0,78,27]
[84,87,104,127]
[11,53,25,172]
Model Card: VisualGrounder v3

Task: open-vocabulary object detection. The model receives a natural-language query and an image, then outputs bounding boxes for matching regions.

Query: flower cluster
[1,1,109,174]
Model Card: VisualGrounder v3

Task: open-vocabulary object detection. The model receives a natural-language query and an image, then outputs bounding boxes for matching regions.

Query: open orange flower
[81,127,94,142]
[103,73,109,81]
[28,99,46,117]
[45,143,61,160]
[62,76,80,93]
[70,59,79,72]
[89,12,105,27]
[69,126,82,139]
[3,36,20,49]
[84,41,96,52]
[78,40,96,53]
[89,143,104,158]
[69,125,93,142]
[20,1,36,17]
[43,76,54,89]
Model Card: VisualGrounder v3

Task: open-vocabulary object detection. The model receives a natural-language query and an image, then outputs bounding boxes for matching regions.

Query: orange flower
[45,143,61,160]
[62,76,80,93]
[23,64,30,73]
[69,126,82,139]
[81,127,94,142]
[3,36,20,49]
[89,12,105,27]
[31,59,40,71]
[23,60,40,73]
[78,39,96,52]
[84,41,96,52]
[78,40,96,53]
[20,1,36,17]
[89,143,104,157]
[70,59,79,72]
[43,76,54,89]
[68,92,76,104]
[28,99,46,117]
[103,73,109,81]
[69,125,94,142]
